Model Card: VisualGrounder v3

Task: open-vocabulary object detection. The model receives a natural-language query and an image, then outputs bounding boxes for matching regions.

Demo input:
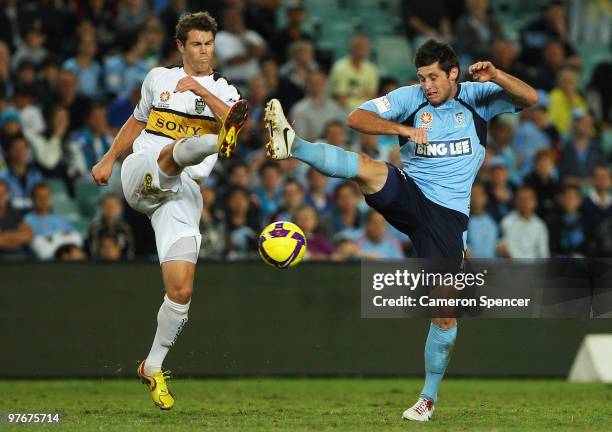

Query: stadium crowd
[0,0,611,261]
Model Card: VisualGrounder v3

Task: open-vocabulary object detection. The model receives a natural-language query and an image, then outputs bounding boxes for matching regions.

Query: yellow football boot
[137,361,175,410]
[217,99,249,158]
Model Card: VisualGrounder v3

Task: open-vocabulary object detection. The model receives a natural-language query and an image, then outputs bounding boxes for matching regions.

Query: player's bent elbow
[347,109,365,130]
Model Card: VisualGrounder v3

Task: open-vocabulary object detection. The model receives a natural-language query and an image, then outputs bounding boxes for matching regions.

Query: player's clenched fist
[402,126,429,145]
[174,76,207,98]
[91,156,114,186]
[468,61,499,82]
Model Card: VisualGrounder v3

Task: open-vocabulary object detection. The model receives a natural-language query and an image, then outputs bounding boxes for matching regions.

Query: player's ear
[176,39,184,54]
[449,67,459,82]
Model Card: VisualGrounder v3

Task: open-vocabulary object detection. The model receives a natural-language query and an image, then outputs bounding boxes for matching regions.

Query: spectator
[454,0,504,61]
[67,104,114,181]
[356,210,403,260]
[225,186,260,260]
[294,204,334,260]
[246,75,270,145]
[329,34,379,110]
[467,183,498,258]
[524,149,560,221]
[560,110,605,187]
[514,91,561,177]
[214,7,267,86]
[548,66,587,135]
[55,70,92,132]
[581,166,612,243]
[498,186,550,258]
[485,157,515,223]
[585,62,612,126]
[13,85,45,135]
[0,179,33,257]
[260,54,303,113]
[568,0,611,45]
[81,1,116,54]
[273,178,305,222]
[108,84,141,135]
[160,0,191,53]
[304,167,333,215]
[88,193,135,259]
[269,3,313,64]
[290,70,346,142]
[36,56,62,109]
[103,34,149,98]
[401,0,452,44]
[199,185,226,260]
[548,185,586,257]
[0,41,11,96]
[519,0,578,67]
[591,216,612,257]
[11,27,47,70]
[54,243,87,261]
[255,161,283,225]
[24,183,82,260]
[532,39,571,92]
[328,181,364,241]
[279,40,318,93]
[97,234,123,261]
[62,33,102,97]
[115,0,150,35]
[25,105,70,177]
[489,39,533,87]
[357,132,390,162]
[140,16,166,69]
[0,135,43,211]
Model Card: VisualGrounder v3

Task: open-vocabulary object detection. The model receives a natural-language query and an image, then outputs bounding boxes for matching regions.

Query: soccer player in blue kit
[264,40,537,421]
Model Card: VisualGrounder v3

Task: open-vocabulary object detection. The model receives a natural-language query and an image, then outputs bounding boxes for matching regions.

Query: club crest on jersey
[415,138,472,158]
[195,98,206,114]
[455,111,464,125]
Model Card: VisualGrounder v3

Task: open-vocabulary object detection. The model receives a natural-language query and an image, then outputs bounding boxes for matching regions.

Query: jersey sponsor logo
[414,138,472,158]
[372,96,391,113]
[420,112,432,124]
[195,98,206,114]
[146,108,219,140]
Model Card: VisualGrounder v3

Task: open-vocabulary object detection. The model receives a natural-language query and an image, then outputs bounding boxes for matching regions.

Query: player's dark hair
[175,11,218,44]
[414,39,459,76]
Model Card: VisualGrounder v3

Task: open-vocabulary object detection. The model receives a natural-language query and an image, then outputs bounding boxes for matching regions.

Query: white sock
[172,134,217,167]
[144,295,190,376]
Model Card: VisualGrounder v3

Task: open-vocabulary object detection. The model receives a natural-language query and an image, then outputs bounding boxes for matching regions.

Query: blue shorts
[364,164,468,259]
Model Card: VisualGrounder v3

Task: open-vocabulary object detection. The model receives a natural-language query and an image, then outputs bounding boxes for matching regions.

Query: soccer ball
[258,221,307,268]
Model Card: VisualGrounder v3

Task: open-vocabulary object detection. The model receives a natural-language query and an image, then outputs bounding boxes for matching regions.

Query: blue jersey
[360,82,517,216]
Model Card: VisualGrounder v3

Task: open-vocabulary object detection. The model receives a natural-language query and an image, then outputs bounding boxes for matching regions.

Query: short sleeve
[359,85,421,123]
[465,82,518,121]
[220,82,241,105]
[132,68,160,122]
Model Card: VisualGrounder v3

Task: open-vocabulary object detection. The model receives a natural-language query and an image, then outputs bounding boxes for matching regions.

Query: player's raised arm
[347,109,428,144]
[469,61,538,109]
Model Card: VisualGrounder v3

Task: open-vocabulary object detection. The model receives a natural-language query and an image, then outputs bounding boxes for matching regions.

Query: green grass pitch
[1,378,610,431]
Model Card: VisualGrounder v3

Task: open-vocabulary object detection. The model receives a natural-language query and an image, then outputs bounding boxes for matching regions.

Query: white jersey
[132,64,240,153]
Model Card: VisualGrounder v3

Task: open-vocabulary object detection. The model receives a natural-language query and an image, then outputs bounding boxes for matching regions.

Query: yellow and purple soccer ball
[258,221,307,268]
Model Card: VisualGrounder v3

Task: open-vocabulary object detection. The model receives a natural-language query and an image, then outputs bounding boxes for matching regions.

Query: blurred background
[0,0,610,264]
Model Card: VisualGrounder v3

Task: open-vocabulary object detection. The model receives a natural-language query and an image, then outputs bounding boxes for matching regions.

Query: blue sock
[421,322,457,403]
[292,136,359,179]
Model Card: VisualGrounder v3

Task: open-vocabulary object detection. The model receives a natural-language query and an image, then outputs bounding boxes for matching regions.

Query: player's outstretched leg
[402,318,458,422]
[157,100,249,177]
[264,98,387,194]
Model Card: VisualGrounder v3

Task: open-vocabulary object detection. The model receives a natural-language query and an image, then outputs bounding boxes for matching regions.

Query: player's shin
[172,134,218,167]
[143,294,190,376]
[420,321,458,403]
[292,137,359,179]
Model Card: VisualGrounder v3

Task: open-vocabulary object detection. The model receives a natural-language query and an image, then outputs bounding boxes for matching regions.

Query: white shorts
[121,145,202,262]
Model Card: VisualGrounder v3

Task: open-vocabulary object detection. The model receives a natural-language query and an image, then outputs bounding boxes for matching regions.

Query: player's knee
[165,278,193,304]
[432,317,457,329]
[172,135,216,167]
[357,154,388,194]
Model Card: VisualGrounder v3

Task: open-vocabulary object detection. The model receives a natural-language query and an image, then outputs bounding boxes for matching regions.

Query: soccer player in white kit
[91,12,248,410]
